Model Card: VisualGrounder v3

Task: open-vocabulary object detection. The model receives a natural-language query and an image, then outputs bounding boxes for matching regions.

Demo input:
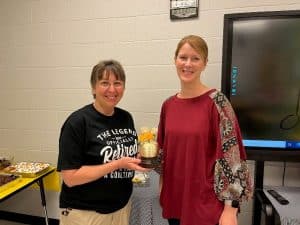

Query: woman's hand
[117,157,150,172]
[61,157,150,187]
[219,205,238,225]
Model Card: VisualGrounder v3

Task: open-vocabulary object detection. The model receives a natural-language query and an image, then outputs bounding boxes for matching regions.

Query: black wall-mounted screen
[222,10,300,152]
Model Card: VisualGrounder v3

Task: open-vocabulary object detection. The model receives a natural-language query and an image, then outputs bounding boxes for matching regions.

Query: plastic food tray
[132,172,150,187]
[0,173,21,192]
[4,162,50,178]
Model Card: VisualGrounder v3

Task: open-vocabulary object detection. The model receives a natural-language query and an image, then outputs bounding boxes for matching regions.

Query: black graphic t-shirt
[57,104,138,213]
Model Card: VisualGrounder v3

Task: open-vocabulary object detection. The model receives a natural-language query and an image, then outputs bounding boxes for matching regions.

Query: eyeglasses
[98,80,124,89]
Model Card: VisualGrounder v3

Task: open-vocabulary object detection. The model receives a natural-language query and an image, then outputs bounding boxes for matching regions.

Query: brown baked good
[0,174,19,186]
[0,157,12,170]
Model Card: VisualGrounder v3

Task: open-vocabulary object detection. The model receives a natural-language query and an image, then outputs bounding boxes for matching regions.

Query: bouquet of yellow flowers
[138,127,158,144]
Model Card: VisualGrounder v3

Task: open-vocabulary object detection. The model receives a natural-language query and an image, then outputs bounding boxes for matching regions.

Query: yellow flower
[138,127,157,144]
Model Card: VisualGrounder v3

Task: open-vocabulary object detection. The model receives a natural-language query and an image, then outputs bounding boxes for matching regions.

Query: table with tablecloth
[130,171,168,225]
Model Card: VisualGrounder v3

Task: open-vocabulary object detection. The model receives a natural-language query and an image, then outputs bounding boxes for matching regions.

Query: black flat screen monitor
[222,10,300,152]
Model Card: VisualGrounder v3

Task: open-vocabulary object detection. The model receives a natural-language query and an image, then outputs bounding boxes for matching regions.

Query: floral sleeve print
[154,148,163,174]
[211,91,253,202]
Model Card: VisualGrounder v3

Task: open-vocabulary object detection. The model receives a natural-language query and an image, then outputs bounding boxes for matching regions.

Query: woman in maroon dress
[157,35,253,225]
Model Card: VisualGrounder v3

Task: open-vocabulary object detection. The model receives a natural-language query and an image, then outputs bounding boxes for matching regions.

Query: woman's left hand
[219,205,238,225]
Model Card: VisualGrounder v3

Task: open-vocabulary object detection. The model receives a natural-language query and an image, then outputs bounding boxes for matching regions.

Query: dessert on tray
[0,173,21,192]
[132,171,149,186]
[4,162,50,177]
[0,157,12,170]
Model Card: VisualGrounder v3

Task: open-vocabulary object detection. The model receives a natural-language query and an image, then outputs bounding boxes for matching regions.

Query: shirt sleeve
[57,113,86,171]
[211,91,253,203]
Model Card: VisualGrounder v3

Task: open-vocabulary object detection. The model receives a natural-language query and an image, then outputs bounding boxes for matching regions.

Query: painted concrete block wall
[0,0,300,224]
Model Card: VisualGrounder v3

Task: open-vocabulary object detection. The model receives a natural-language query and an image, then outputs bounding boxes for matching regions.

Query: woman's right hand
[117,157,151,172]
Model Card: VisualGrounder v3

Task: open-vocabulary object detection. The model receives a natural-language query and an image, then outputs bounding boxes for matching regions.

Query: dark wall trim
[0,210,59,225]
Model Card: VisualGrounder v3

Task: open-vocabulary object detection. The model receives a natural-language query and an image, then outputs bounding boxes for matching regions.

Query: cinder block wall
[0,0,300,224]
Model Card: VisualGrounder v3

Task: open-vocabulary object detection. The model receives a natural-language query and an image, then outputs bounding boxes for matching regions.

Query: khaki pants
[59,201,131,225]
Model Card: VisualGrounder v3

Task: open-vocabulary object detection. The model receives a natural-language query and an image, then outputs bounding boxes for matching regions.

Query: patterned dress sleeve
[154,100,167,175]
[211,91,253,203]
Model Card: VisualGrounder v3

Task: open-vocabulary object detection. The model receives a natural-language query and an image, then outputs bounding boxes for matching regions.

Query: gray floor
[0,220,29,225]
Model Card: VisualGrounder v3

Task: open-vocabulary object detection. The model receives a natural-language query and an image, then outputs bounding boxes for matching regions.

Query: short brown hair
[90,60,126,98]
[175,35,208,61]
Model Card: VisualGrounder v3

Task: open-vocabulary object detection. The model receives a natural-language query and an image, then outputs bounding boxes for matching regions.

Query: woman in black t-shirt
[57,60,149,225]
